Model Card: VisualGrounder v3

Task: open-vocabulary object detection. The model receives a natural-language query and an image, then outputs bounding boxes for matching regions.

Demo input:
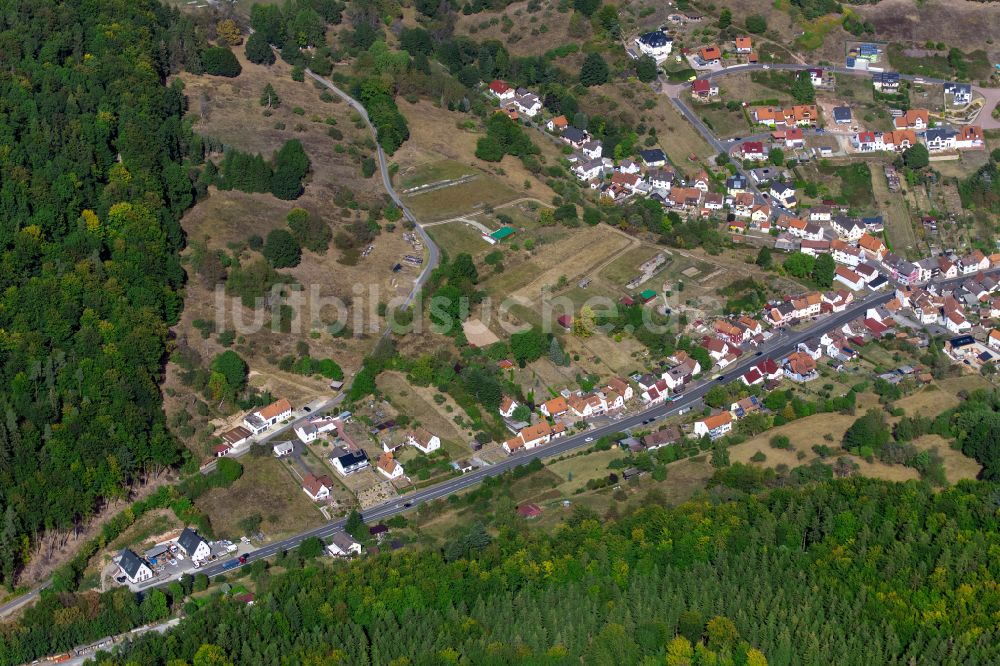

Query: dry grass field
[720,73,796,106]
[548,449,626,494]
[196,455,324,541]
[895,385,961,416]
[855,0,1000,56]
[377,371,474,457]
[453,0,579,60]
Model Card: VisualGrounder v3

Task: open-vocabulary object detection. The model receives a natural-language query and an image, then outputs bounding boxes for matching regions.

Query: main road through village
[3,59,994,627]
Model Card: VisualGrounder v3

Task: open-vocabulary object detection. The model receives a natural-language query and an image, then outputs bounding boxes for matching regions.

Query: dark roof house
[178,527,207,557]
[119,549,150,579]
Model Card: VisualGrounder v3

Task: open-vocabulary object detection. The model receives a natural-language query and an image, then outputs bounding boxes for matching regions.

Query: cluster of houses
[294,427,442,501]
[499,378,634,454]
[488,79,542,120]
[896,253,1000,335]
[116,527,215,586]
[686,36,760,67]
[850,107,983,154]
[636,350,704,403]
[750,104,821,128]
[215,398,294,457]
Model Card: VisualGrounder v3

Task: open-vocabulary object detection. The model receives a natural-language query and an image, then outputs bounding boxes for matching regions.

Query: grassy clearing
[937,374,993,394]
[428,222,491,257]
[548,449,625,494]
[832,74,876,105]
[399,159,475,189]
[823,162,876,211]
[871,166,917,255]
[377,371,473,457]
[697,103,751,139]
[895,385,961,416]
[403,174,521,221]
[795,14,842,51]
[598,246,666,286]
[196,455,323,541]
[910,434,981,483]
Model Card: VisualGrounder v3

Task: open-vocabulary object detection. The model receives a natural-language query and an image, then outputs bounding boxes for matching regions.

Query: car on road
[755,351,763,356]
[238,555,248,564]
[585,437,594,442]
[303,406,311,412]
[404,501,412,508]
[716,375,725,381]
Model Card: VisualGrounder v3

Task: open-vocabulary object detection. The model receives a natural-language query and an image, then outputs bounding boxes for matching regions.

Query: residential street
[192,268,997,581]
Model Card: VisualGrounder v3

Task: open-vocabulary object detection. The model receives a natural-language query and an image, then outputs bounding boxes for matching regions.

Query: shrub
[201,46,242,77]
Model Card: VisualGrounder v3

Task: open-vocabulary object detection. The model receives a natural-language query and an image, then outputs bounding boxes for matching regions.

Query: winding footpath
[0,69,442,625]
[305,69,440,308]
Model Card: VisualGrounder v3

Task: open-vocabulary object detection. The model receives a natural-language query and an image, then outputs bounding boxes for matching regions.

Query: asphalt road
[305,69,439,309]
[695,62,950,86]
[196,286,902,577]
[194,266,1000,579]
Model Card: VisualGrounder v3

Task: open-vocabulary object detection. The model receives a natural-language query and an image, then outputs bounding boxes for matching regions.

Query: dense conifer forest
[0,0,206,585]
[1,479,991,665]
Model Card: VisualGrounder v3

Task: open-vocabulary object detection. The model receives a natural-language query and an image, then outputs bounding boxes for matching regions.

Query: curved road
[305,69,439,308]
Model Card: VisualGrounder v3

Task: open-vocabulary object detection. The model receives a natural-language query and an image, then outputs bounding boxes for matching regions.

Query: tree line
[16,478,1000,666]
[0,0,227,588]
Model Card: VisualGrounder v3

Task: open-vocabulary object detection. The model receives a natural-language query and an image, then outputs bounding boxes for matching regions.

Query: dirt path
[423,216,493,234]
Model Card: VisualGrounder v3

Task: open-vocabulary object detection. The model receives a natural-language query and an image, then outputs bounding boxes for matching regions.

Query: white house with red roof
[693,412,733,440]
[691,79,719,98]
[740,141,766,161]
[488,79,515,101]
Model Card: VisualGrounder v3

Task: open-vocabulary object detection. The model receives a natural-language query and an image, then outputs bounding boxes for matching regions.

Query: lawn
[548,448,627,494]
[697,103,750,139]
[196,455,324,541]
[428,221,490,258]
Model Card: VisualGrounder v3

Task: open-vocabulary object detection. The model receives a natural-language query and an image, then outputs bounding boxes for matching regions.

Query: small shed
[517,503,542,518]
[490,226,516,242]
[639,289,657,303]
